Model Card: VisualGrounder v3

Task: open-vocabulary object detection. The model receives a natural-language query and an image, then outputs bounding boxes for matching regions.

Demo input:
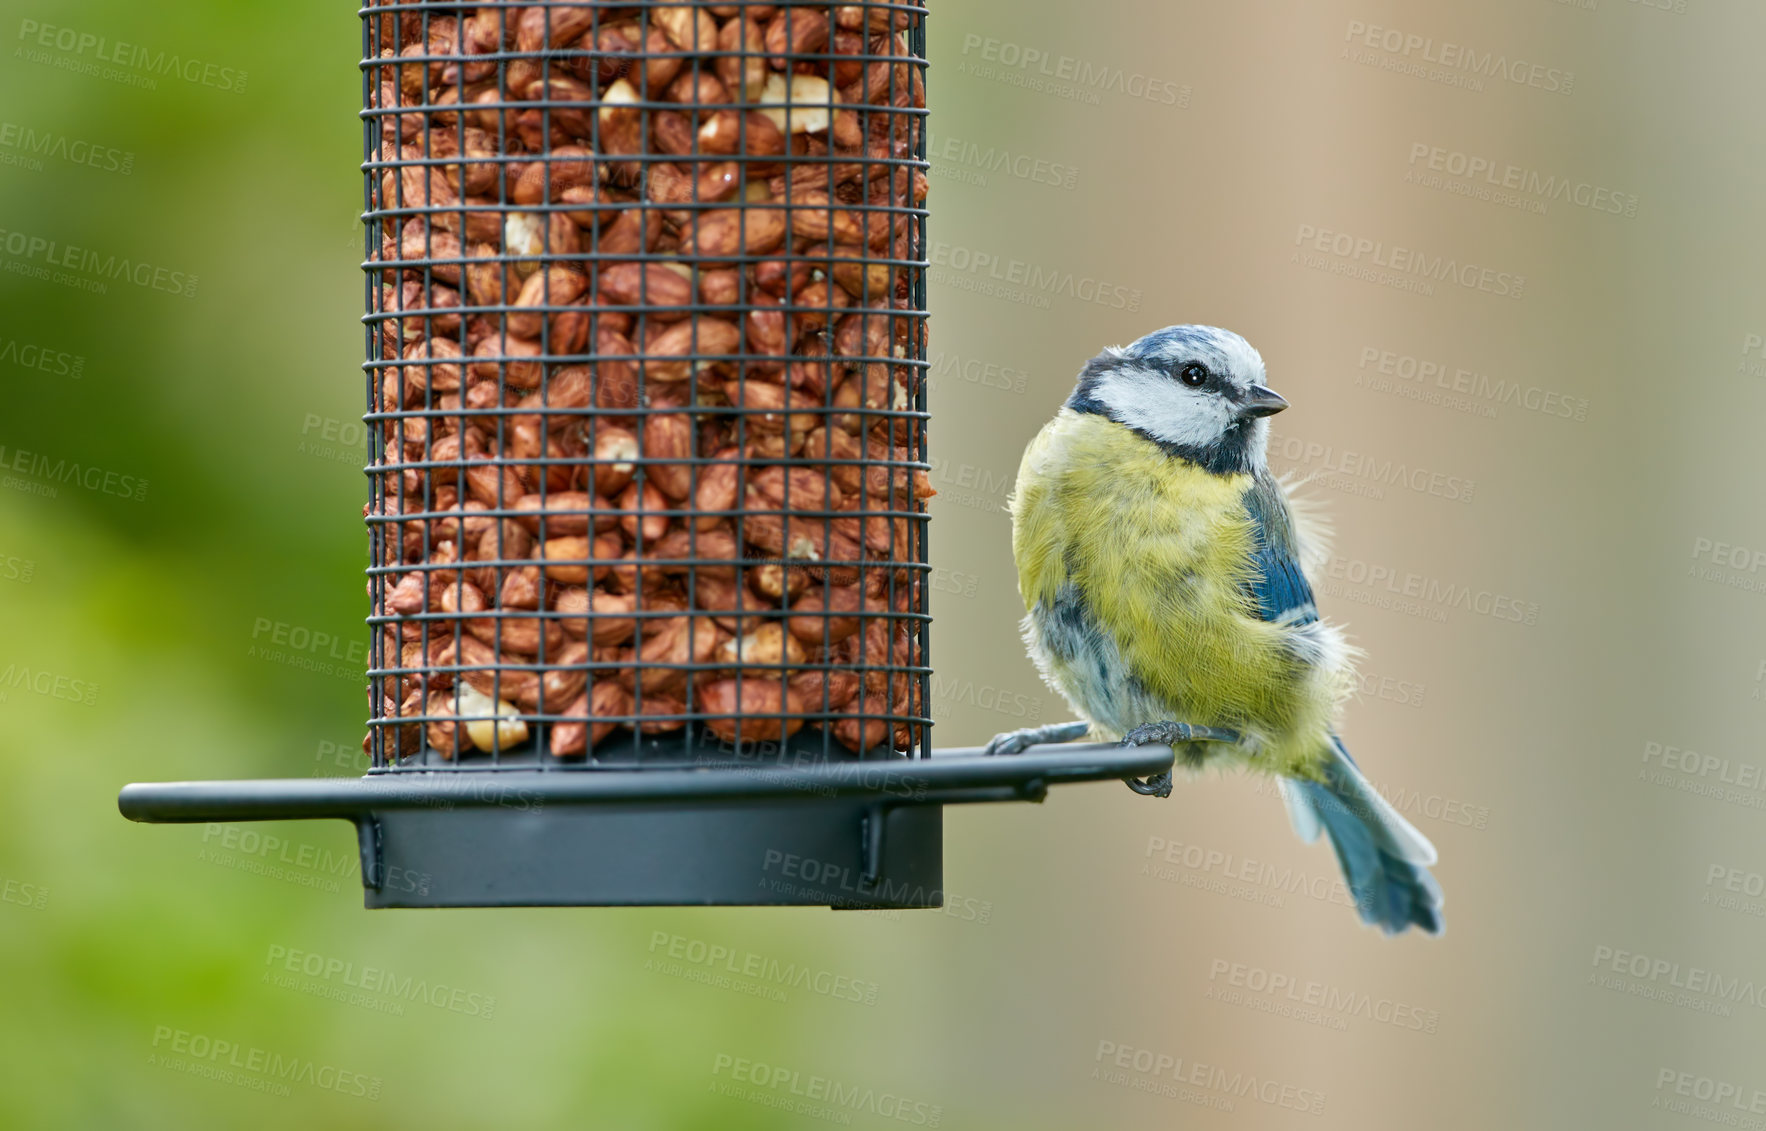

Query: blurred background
[3,0,1764,1127]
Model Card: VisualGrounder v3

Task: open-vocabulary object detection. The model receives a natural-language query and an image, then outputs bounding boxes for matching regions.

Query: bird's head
[1066,325,1287,475]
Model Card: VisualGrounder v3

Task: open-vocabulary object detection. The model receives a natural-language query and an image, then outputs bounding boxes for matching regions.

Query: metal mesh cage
[361,0,932,771]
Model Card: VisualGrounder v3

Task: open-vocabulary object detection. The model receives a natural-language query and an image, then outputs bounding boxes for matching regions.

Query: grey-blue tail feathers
[1280,737,1444,935]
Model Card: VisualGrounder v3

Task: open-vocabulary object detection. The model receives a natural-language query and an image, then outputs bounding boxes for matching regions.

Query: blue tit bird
[984,325,1443,935]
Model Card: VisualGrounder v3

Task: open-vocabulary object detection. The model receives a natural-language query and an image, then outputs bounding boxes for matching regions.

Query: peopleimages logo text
[16,19,248,93]
[1343,20,1573,94]
[1294,224,1525,299]
[958,34,1186,105]
[930,241,1142,311]
[0,227,198,297]
[0,443,148,500]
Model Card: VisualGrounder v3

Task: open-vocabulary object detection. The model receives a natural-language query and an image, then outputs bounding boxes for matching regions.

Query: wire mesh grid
[360,0,932,772]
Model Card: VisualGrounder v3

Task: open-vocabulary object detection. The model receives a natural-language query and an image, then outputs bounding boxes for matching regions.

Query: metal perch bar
[119,743,1175,821]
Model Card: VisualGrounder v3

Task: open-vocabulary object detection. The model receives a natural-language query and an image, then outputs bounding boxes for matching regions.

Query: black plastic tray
[118,742,1171,908]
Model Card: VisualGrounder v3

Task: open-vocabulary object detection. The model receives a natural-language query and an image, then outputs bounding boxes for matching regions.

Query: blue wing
[1240,476,1347,768]
[1243,477,1444,933]
[1240,475,1318,628]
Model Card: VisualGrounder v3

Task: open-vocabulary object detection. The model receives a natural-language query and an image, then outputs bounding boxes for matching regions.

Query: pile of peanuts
[363,2,932,762]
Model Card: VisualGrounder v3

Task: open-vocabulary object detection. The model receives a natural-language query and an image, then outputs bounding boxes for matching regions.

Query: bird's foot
[1120,721,1242,747]
[983,720,1092,756]
[1120,721,1242,798]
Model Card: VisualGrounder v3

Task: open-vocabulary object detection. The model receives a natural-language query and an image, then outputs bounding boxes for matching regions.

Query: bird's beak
[1238,385,1288,418]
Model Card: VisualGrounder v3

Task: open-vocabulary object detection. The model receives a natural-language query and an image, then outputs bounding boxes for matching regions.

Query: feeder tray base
[117,743,1173,909]
[365,797,942,909]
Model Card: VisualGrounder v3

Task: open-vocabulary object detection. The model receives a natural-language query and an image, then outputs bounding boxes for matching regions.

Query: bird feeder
[117,0,1173,908]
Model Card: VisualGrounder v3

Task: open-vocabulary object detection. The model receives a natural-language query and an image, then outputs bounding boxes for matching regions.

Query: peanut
[786,583,866,643]
[597,261,694,315]
[539,535,595,585]
[585,426,640,496]
[716,621,807,674]
[762,10,829,66]
[615,480,670,545]
[651,525,740,573]
[714,17,768,99]
[640,318,742,382]
[791,667,860,713]
[682,207,789,258]
[511,491,600,538]
[700,678,805,743]
[691,451,743,530]
[506,266,587,338]
[550,679,633,756]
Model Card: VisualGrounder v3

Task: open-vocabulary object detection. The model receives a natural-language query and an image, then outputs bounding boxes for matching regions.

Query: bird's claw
[983,720,1093,757]
[1125,769,1173,798]
[983,732,1032,757]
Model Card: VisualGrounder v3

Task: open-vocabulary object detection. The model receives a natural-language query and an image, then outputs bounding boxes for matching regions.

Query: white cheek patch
[1091,369,1233,449]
